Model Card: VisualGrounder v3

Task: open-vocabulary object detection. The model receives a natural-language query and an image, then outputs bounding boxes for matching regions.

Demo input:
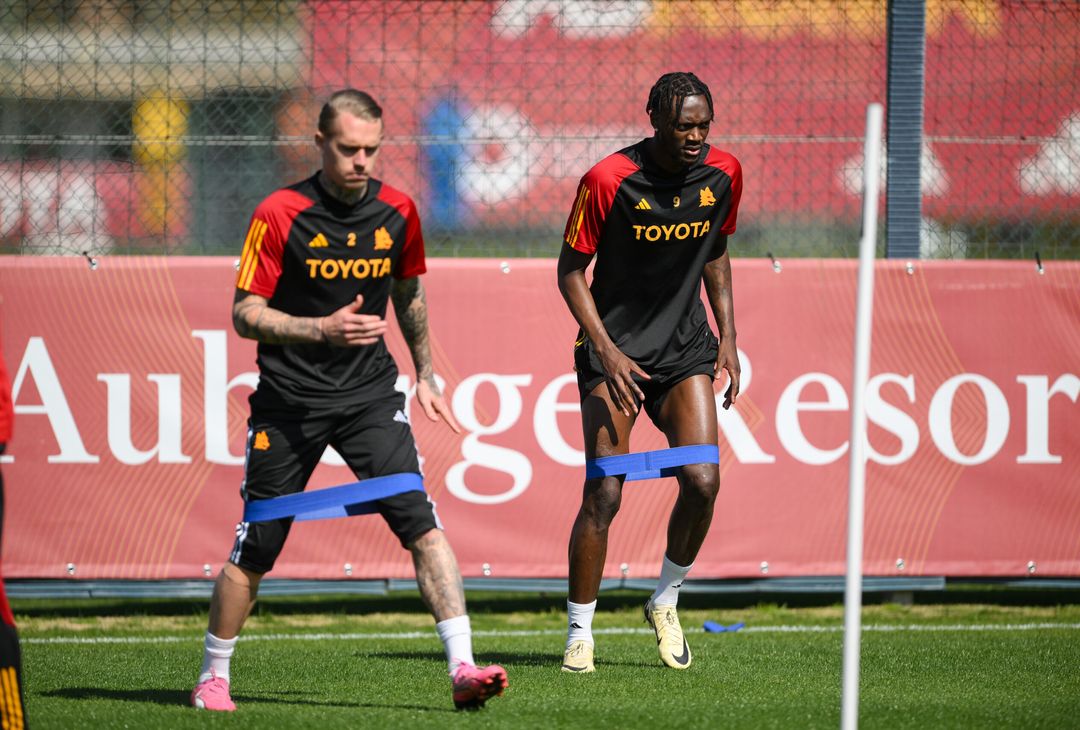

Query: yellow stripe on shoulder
[238,219,268,290]
[566,187,590,247]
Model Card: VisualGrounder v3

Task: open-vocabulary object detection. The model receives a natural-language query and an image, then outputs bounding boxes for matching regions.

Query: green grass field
[16,590,1080,729]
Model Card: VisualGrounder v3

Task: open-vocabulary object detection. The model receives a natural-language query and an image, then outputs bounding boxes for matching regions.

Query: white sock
[198,632,239,684]
[436,615,474,675]
[566,599,597,646]
[650,556,693,606]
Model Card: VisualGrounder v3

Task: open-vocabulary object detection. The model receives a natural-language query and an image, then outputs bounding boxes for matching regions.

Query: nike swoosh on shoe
[671,638,690,666]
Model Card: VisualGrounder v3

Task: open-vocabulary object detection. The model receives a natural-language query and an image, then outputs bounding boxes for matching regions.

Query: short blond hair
[318,89,383,137]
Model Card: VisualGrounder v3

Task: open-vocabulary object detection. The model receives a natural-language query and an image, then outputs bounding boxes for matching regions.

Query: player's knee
[405,526,444,553]
[581,479,623,525]
[223,561,264,586]
[679,465,719,504]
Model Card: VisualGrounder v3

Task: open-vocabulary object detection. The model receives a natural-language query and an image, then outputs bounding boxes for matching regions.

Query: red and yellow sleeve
[235,213,277,296]
[563,181,593,253]
[563,173,612,255]
[563,153,635,255]
[235,189,311,297]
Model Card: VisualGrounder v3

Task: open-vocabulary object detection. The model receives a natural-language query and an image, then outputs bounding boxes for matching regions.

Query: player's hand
[416,377,462,434]
[714,339,741,410]
[320,295,389,346]
[597,343,650,417]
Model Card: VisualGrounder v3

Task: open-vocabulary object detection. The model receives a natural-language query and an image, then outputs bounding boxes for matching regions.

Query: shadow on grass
[42,687,453,713]
[43,687,191,706]
[356,648,655,669]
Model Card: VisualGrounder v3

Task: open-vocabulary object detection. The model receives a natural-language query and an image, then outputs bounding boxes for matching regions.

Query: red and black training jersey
[236,173,426,413]
[563,139,742,378]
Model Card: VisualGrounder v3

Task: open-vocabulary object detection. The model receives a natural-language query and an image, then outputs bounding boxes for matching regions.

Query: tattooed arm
[232,289,388,346]
[389,277,434,384]
[390,277,461,432]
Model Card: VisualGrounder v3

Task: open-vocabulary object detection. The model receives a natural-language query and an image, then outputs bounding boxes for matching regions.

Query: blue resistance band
[242,472,425,523]
[585,444,720,482]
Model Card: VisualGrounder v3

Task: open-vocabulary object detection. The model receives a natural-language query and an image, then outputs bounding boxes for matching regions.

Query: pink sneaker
[191,670,236,711]
[451,662,508,710]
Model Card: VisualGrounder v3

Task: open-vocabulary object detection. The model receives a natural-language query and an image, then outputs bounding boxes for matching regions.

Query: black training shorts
[229,391,440,574]
[574,331,719,423]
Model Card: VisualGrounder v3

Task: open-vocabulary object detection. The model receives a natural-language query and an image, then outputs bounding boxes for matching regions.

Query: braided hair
[646,72,714,128]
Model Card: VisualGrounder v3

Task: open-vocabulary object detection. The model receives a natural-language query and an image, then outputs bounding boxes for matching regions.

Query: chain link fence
[0,1,1075,259]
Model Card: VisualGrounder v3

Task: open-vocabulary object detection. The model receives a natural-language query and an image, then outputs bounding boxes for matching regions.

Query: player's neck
[644,138,687,175]
[318,171,367,205]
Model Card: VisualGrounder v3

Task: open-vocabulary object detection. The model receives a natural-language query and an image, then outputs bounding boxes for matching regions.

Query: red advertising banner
[2,257,1078,580]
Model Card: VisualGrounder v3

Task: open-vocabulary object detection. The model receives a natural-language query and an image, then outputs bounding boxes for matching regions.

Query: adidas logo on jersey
[308,232,329,248]
[635,198,652,210]
[393,409,410,424]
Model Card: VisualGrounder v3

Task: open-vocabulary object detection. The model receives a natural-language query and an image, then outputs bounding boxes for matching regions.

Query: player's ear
[314,130,325,150]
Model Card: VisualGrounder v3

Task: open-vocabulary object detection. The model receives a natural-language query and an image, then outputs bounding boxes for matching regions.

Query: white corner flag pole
[841,101,884,730]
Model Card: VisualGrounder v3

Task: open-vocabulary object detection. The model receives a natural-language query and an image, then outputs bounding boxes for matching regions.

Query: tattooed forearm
[390,277,435,384]
[232,291,324,345]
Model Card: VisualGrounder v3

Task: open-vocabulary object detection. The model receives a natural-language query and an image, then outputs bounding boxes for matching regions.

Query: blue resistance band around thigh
[242,472,425,523]
[243,446,714,522]
[585,444,719,482]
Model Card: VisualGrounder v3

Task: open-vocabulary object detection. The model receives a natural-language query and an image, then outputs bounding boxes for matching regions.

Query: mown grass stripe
[24,622,1080,645]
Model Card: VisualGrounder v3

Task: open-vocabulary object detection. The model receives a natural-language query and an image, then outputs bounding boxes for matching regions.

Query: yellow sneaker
[561,639,595,673]
[644,601,692,669]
